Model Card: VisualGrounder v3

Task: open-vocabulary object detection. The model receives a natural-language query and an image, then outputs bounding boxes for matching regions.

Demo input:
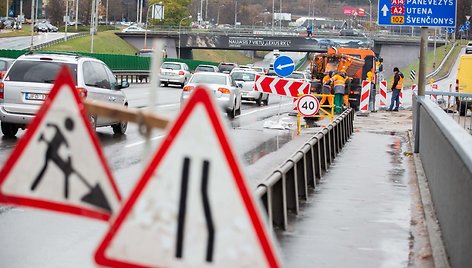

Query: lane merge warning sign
[95,87,282,268]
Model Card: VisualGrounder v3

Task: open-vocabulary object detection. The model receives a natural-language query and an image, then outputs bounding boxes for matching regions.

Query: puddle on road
[387,132,406,186]
[243,132,296,164]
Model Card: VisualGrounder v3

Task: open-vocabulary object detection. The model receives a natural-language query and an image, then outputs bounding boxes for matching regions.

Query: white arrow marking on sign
[381,5,389,16]
[269,77,278,93]
[276,62,295,70]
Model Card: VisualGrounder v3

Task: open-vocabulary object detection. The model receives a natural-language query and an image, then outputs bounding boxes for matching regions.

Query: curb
[408,131,450,268]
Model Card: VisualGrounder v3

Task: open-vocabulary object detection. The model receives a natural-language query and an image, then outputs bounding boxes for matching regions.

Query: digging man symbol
[30,117,112,212]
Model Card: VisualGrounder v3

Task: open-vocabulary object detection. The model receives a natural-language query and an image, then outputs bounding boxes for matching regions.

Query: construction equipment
[310,47,376,110]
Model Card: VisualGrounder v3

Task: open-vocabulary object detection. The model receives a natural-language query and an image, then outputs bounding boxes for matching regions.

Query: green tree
[149,0,191,26]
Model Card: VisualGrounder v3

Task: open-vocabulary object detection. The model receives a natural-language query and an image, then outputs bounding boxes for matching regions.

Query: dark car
[34,22,49,32]
[218,62,239,74]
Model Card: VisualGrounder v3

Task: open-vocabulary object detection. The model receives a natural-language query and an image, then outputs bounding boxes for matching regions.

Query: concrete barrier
[413,96,472,268]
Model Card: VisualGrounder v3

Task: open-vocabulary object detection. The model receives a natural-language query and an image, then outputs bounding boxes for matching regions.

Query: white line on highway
[239,102,292,117]
[125,135,165,148]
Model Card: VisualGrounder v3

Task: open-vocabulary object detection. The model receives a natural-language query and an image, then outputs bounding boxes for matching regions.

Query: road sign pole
[418,27,428,97]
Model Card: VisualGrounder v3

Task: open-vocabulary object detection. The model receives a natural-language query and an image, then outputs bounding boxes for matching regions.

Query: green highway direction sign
[378,0,456,27]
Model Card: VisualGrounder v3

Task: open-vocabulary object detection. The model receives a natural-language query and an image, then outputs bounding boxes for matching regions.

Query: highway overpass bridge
[117,30,445,72]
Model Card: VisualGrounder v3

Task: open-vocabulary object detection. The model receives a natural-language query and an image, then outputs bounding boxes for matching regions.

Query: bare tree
[45,0,66,25]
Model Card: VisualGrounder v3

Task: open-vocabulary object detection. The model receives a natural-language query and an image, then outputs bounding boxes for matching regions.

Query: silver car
[160,62,192,88]
[0,52,129,137]
[230,70,269,106]
[180,72,242,118]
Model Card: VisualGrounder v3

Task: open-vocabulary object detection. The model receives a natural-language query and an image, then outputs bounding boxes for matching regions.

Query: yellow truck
[456,54,472,116]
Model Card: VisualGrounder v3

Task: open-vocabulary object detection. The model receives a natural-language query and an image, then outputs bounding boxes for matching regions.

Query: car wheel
[112,121,128,135]
[227,103,236,119]
[255,94,262,106]
[1,122,19,137]
[459,103,468,116]
[263,94,270,106]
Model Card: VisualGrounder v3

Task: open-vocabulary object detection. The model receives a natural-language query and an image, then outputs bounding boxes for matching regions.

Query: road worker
[388,67,404,111]
[367,70,376,111]
[320,71,333,107]
[331,70,347,114]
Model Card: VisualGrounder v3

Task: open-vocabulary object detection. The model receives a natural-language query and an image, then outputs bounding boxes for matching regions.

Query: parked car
[45,22,58,32]
[34,22,49,32]
[160,62,192,88]
[0,57,14,79]
[194,64,219,73]
[230,69,269,106]
[0,52,129,137]
[218,62,239,74]
[466,41,472,54]
[181,72,242,118]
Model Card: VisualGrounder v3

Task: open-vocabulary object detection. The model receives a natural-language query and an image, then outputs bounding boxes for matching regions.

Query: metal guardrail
[114,70,150,84]
[32,32,88,50]
[426,42,456,79]
[255,108,355,230]
[423,90,472,134]
[413,95,472,268]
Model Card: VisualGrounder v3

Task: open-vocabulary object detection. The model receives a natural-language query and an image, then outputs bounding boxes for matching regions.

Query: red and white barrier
[359,80,371,112]
[399,89,403,105]
[292,97,298,111]
[379,81,387,107]
[430,83,438,102]
[412,84,417,93]
[255,75,310,97]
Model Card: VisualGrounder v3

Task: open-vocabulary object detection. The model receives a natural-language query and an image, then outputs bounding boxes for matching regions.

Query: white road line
[125,135,165,148]
[239,102,292,117]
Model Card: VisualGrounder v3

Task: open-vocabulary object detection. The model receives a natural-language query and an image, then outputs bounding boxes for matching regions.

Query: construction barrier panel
[359,81,370,112]
[379,81,387,107]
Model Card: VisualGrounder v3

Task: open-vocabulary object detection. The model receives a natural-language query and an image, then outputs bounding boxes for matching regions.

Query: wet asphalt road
[0,83,329,267]
[0,32,79,50]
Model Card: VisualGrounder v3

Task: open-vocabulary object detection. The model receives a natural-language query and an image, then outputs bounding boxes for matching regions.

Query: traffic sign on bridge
[378,0,456,27]
[95,87,281,268]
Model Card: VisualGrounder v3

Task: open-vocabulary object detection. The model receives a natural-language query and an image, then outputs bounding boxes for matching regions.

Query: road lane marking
[125,135,165,148]
[239,102,292,117]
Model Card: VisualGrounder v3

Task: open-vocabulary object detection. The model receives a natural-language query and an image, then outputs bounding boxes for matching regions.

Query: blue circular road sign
[273,55,295,77]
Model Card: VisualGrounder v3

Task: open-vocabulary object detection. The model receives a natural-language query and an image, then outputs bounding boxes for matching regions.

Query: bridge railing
[413,95,472,268]
[256,109,355,231]
[422,91,472,134]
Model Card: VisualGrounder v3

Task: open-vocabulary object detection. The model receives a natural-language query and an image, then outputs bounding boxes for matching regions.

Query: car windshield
[288,73,305,79]
[161,63,181,70]
[196,66,216,72]
[231,72,255,82]
[6,61,77,84]
[191,75,226,85]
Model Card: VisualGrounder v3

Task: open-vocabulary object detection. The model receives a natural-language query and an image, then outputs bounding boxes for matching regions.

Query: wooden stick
[83,100,170,130]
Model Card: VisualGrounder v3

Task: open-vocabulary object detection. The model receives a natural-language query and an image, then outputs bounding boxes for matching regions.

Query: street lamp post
[368,0,372,33]
[217,4,224,25]
[178,16,192,59]
[234,1,238,26]
[144,2,163,49]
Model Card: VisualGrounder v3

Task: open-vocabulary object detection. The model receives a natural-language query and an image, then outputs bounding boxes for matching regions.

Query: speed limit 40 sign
[297,94,320,116]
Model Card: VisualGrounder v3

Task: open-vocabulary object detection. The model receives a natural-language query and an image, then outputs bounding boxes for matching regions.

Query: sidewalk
[277,110,434,267]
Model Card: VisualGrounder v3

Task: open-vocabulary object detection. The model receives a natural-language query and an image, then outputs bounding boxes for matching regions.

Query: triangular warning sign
[95,87,281,267]
[0,66,121,221]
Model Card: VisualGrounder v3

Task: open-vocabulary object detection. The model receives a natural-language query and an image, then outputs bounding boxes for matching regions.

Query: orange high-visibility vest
[331,74,346,86]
